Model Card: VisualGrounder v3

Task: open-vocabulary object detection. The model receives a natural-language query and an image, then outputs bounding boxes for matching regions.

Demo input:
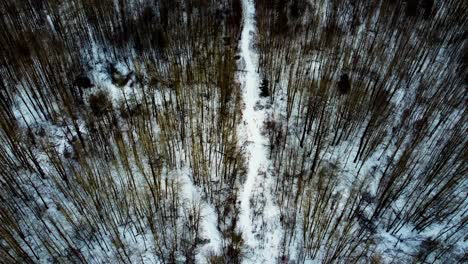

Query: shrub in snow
[119,101,145,119]
[73,75,94,89]
[260,78,269,97]
[109,64,132,87]
[338,74,351,95]
[88,90,112,117]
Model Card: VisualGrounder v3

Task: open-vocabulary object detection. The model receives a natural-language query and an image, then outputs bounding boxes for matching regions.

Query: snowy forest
[0,0,466,263]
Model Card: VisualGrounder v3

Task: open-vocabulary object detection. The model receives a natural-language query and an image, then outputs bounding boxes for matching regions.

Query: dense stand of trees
[256,0,467,262]
[0,0,466,263]
[1,0,246,262]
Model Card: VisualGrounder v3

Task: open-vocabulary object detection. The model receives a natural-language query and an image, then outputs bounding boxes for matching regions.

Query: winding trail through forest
[238,0,283,262]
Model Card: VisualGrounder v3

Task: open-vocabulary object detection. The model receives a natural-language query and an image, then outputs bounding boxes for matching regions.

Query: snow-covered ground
[237,0,283,262]
[178,169,223,262]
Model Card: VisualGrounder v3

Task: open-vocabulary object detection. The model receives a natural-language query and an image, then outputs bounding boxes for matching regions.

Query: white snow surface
[237,0,283,263]
[179,169,223,263]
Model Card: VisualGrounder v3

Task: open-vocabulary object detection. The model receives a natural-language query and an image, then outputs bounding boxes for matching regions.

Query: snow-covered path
[238,0,283,263]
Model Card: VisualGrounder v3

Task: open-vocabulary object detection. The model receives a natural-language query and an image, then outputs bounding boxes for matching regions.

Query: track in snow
[237,0,283,263]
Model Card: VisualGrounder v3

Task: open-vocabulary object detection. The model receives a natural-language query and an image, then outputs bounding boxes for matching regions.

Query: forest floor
[237,0,283,263]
